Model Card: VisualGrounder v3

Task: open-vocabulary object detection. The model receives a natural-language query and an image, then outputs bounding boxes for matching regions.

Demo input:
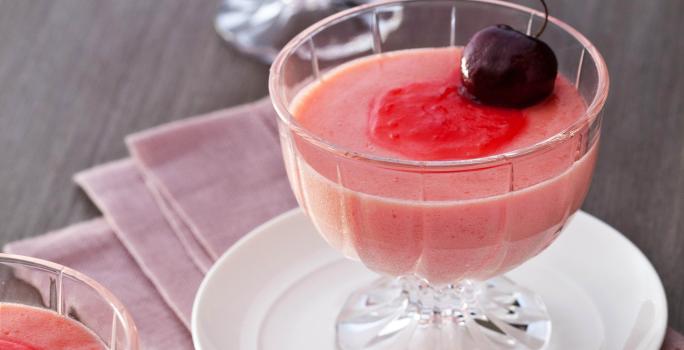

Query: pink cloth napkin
[3,97,683,349]
[75,159,205,326]
[127,99,294,258]
[73,99,296,328]
[665,330,684,350]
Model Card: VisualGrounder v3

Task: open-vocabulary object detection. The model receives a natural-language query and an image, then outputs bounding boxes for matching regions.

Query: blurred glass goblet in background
[215,0,374,63]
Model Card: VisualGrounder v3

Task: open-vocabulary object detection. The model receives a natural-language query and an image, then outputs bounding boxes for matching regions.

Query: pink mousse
[284,47,597,283]
[0,303,105,350]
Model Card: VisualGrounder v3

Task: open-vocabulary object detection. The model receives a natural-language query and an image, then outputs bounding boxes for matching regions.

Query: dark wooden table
[1,0,682,339]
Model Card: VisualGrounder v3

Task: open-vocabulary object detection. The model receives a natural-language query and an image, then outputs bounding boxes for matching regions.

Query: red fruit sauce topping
[0,338,39,350]
[369,79,527,160]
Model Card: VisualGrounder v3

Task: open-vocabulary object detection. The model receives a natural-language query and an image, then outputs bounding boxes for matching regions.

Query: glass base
[336,276,551,350]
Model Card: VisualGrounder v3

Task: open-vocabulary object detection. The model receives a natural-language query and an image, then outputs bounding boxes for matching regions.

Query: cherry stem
[534,0,549,38]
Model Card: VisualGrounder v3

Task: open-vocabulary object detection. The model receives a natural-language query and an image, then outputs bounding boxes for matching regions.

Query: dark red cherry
[460,24,558,108]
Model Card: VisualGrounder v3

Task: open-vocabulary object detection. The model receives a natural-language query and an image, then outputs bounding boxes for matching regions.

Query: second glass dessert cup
[270,0,609,348]
[0,253,139,350]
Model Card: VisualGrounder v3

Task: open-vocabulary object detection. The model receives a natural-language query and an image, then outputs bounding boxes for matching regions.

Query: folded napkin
[75,159,205,325]
[4,97,683,349]
[127,99,294,262]
[74,99,296,326]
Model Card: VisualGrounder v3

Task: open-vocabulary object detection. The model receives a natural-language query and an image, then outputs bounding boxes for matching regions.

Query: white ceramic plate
[192,209,667,350]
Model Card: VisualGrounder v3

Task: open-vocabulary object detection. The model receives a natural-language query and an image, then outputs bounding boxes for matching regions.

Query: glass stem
[401,276,482,325]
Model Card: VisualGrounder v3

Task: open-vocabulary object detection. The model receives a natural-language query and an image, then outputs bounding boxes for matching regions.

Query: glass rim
[269,0,609,170]
[0,252,140,349]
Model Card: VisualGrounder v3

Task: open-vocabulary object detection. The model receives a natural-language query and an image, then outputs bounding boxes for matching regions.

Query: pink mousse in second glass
[0,303,105,350]
[284,47,598,284]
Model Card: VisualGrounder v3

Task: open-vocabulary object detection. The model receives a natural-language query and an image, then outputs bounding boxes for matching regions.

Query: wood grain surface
[0,0,682,337]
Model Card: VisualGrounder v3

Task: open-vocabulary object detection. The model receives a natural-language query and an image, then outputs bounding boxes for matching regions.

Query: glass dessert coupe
[0,253,139,350]
[269,0,608,349]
